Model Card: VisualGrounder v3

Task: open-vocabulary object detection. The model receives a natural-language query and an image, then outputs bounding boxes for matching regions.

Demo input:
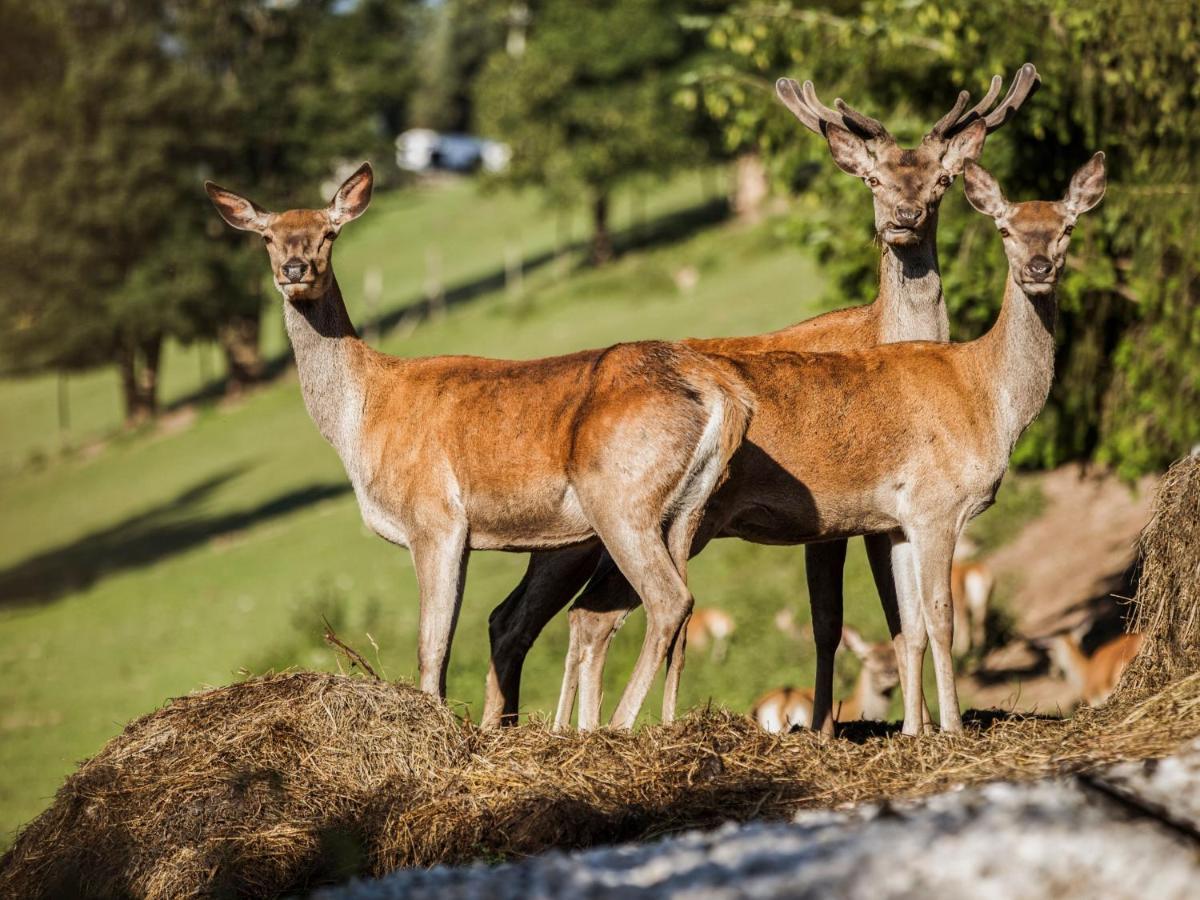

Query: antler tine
[927,89,972,139]
[800,80,843,127]
[979,63,1040,133]
[775,78,824,136]
[834,98,890,140]
[957,75,1003,125]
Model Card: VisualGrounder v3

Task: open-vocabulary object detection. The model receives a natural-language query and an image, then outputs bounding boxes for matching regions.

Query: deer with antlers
[481,66,1039,732]
[205,164,754,704]
[532,149,1104,735]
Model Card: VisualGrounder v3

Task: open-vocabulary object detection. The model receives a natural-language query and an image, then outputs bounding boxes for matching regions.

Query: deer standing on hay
[752,626,900,732]
[206,164,753,703]
[1044,630,1143,706]
[554,151,1105,736]
[482,66,1040,732]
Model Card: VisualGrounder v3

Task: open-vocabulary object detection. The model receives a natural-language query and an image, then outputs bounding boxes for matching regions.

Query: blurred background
[0,0,1196,845]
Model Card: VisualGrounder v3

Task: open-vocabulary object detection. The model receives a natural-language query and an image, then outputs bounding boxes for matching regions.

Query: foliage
[475,0,728,263]
[689,0,1200,477]
[0,0,425,419]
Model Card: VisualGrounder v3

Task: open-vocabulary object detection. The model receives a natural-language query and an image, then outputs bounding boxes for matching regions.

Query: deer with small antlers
[206,164,753,704]
[481,67,1040,731]
[545,150,1106,735]
[753,627,900,732]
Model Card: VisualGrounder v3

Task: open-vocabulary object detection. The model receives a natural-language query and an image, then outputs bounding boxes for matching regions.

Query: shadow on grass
[0,467,351,609]
[165,196,731,412]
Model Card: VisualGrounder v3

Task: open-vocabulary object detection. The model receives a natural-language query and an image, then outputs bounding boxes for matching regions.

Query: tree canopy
[686,0,1199,476]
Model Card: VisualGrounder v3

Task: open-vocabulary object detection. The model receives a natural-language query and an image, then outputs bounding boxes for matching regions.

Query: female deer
[556,153,1107,734]
[206,165,753,704]
[484,67,1040,732]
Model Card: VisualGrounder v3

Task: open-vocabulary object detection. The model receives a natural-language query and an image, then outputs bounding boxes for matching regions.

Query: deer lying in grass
[206,164,753,704]
[483,66,1040,731]
[686,607,735,662]
[553,152,1106,735]
[752,627,899,732]
[1044,630,1143,706]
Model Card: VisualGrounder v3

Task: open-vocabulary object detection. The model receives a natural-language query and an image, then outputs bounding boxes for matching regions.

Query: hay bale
[3,459,1199,896]
[0,673,469,899]
[1119,454,1200,698]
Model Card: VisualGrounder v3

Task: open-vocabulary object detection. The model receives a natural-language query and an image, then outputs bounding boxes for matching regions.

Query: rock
[316,746,1200,900]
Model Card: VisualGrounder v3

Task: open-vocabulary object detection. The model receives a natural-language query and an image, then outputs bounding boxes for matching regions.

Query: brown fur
[485,70,1040,732]
[542,153,1105,737]
[752,627,900,731]
[1049,632,1144,707]
[206,165,753,717]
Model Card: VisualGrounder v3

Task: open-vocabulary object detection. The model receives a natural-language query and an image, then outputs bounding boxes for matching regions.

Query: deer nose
[1025,255,1054,280]
[282,259,308,283]
[895,205,923,227]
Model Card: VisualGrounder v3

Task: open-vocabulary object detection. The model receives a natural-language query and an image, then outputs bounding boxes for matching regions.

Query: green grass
[0,173,1040,845]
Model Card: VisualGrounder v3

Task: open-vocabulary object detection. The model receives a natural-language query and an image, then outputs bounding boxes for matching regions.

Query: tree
[170,0,420,393]
[0,0,222,423]
[690,0,1200,477]
[475,0,717,264]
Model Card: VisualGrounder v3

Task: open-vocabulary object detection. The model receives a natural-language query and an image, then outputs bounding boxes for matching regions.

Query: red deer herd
[209,62,1137,735]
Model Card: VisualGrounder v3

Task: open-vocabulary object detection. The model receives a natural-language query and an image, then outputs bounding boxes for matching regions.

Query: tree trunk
[218,312,264,396]
[137,334,162,419]
[117,335,163,427]
[732,151,769,224]
[118,346,151,428]
[590,192,613,266]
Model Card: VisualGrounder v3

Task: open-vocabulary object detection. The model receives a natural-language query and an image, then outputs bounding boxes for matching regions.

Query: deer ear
[841,626,871,658]
[824,122,875,177]
[941,119,987,175]
[205,182,270,233]
[962,160,1007,218]
[329,162,373,229]
[1064,152,1106,216]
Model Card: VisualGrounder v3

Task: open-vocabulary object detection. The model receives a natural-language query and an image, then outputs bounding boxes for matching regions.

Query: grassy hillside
[0,174,1038,844]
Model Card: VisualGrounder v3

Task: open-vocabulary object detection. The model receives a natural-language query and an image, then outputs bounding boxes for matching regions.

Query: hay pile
[3,456,1198,898]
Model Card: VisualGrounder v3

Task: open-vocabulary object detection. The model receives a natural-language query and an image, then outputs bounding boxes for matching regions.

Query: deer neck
[976,271,1058,453]
[282,276,366,455]
[874,219,949,344]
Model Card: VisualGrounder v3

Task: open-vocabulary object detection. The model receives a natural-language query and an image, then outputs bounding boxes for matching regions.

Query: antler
[934,63,1040,139]
[775,78,891,142]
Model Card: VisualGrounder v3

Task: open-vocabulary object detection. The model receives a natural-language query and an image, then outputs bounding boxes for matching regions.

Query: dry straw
[3,456,1198,898]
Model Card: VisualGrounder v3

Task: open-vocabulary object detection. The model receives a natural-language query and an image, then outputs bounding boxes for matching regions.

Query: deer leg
[865,532,932,726]
[597,532,693,730]
[889,531,929,736]
[410,523,470,699]
[661,523,715,724]
[568,562,639,730]
[482,542,603,728]
[805,540,847,737]
[909,526,963,733]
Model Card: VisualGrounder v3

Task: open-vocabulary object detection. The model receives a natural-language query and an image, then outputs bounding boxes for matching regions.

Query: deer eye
[325,231,337,243]
[938,174,952,187]
[262,235,272,245]
[1064,224,1074,235]
[999,227,1011,238]
[867,176,880,188]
